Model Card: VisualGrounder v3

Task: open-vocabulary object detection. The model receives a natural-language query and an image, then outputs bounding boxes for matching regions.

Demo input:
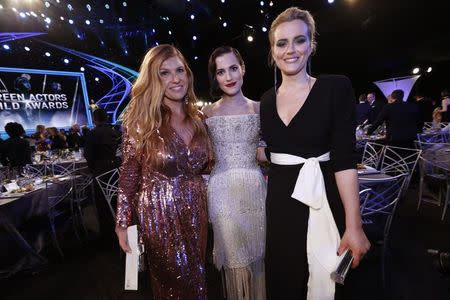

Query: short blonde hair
[268,7,317,65]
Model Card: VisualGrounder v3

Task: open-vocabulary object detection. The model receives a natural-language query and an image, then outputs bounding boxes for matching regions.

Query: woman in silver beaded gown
[203,46,266,300]
[115,45,212,300]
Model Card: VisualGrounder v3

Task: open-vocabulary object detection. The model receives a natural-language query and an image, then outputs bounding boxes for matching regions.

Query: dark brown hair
[208,46,244,100]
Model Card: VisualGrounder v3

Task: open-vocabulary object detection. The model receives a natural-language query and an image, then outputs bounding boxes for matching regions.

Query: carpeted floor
[1,186,450,300]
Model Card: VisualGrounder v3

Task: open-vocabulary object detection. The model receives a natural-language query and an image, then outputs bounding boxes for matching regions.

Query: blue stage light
[80,67,85,71]
[64,58,69,64]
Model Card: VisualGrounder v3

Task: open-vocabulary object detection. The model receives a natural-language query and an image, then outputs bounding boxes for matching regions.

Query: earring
[184,95,189,105]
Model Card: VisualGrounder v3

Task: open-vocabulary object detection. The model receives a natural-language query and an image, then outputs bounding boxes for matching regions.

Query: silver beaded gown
[205,114,266,300]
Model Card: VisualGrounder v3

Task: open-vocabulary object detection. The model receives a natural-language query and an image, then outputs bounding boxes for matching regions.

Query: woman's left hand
[338,226,370,268]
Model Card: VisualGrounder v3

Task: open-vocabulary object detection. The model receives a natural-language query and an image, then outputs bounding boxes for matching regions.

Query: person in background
[367,89,421,148]
[367,92,385,124]
[83,108,120,242]
[67,124,84,149]
[47,127,67,150]
[32,124,49,151]
[356,93,370,125]
[0,122,32,168]
[438,89,450,122]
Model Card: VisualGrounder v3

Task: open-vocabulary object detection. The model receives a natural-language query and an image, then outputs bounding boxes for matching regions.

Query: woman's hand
[256,147,268,162]
[115,225,131,253]
[338,226,370,268]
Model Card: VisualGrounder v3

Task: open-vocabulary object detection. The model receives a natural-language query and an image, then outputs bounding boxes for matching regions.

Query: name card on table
[3,181,19,193]
[124,225,139,290]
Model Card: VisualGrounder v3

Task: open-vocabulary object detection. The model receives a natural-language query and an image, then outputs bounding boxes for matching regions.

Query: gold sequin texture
[116,125,211,300]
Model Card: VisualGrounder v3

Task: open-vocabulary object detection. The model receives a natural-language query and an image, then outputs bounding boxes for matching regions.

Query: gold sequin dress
[116,126,211,300]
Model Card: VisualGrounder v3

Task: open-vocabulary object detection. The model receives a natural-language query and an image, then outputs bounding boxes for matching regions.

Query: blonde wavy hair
[268,7,317,66]
[123,44,207,165]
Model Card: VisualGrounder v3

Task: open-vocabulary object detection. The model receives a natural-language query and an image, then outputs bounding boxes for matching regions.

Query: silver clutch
[331,249,353,285]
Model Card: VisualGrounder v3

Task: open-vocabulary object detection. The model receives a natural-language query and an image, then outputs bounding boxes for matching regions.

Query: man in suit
[83,108,121,242]
[367,92,385,124]
[356,93,371,125]
[367,89,421,148]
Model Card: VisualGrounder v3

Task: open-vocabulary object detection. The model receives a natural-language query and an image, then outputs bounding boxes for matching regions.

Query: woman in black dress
[259,7,370,299]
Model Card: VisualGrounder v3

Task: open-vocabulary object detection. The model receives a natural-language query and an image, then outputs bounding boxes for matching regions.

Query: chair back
[380,145,422,192]
[95,168,119,218]
[360,174,407,237]
[417,132,446,144]
[51,162,76,177]
[362,142,386,169]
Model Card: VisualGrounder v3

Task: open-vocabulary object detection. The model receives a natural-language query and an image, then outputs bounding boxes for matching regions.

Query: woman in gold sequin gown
[115,45,212,300]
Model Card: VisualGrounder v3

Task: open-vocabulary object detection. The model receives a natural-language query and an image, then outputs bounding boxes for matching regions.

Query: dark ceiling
[0,0,449,100]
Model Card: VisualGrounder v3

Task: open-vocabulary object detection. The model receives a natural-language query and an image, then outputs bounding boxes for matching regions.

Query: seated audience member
[67,124,84,149]
[367,89,421,148]
[0,122,32,168]
[47,127,67,150]
[32,124,49,151]
[438,89,450,122]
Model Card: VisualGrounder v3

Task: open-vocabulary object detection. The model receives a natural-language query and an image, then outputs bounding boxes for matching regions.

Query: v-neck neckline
[170,125,193,149]
[274,76,320,128]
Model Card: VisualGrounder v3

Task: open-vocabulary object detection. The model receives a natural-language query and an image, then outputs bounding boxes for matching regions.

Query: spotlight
[12,8,17,13]
[262,26,267,32]
[19,12,26,18]
[123,2,127,7]
[56,0,60,3]
[105,4,110,9]
[95,77,99,82]
[80,67,85,72]
[45,1,50,8]
[247,35,254,42]
[328,0,335,3]
[260,1,264,6]
[124,50,128,55]
[118,17,123,22]
[45,17,51,24]
[0,4,3,9]
[30,11,37,17]
[223,22,227,27]
[152,28,156,33]
[194,56,198,60]
[168,30,172,35]
[60,16,64,20]
[26,12,30,16]
[221,0,225,3]
[85,20,90,25]
[269,1,274,6]
[412,67,420,74]
[63,58,69,64]
[190,14,195,20]
[41,13,45,18]
[192,35,197,40]
[77,34,81,39]
[2,44,10,50]
[45,52,51,57]
[99,19,104,24]
[427,67,432,73]
[24,46,30,51]
[69,19,74,24]
[67,4,73,11]
[86,4,92,11]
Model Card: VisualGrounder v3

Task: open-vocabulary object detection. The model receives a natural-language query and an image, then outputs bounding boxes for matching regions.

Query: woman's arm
[331,76,370,267]
[335,170,370,267]
[115,129,142,253]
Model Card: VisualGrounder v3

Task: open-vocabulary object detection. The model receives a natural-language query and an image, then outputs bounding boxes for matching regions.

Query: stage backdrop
[0,67,92,135]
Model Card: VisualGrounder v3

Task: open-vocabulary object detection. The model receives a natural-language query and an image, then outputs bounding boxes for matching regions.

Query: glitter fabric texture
[206,114,267,300]
[116,125,211,300]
